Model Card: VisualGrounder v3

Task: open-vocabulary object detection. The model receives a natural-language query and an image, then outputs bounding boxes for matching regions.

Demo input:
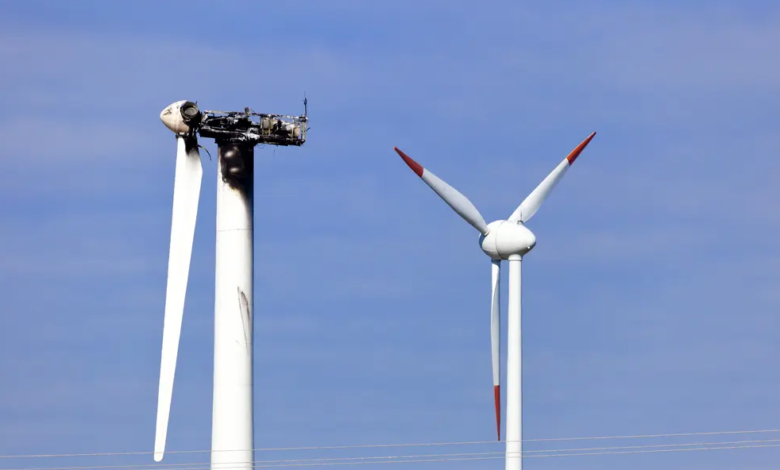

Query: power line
[4,443,780,470]
[529,428,780,442]
[3,428,780,460]
[115,444,780,468]
[4,437,780,470]
[0,452,505,470]
[525,437,780,454]
[526,442,780,460]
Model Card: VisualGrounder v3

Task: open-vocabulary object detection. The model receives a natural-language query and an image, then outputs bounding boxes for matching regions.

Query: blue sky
[0,0,779,469]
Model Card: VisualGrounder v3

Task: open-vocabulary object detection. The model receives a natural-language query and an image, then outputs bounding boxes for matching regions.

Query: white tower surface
[155,100,307,470]
[212,143,255,470]
[393,132,596,470]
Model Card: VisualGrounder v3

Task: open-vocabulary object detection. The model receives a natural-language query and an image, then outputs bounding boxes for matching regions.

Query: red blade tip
[565,131,597,165]
[393,147,424,177]
[494,385,501,441]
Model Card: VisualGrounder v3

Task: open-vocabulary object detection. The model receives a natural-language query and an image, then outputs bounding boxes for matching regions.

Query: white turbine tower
[393,132,596,470]
[154,100,307,470]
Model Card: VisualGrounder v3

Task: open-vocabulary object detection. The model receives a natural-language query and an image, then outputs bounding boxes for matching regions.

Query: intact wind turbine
[154,100,307,469]
[393,132,596,470]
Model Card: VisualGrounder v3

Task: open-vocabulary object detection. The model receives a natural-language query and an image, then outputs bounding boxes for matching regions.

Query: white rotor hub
[480,220,536,260]
[160,100,200,135]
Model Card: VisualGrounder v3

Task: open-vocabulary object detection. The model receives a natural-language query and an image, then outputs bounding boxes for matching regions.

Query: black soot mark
[237,288,252,355]
[184,135,199,155]
[218,142,254,198]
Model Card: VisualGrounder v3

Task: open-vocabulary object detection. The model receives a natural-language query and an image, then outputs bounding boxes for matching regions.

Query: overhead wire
[4,436,780,470]
[4,443,780,470]
[9,437,780,470]
[525,442,780,460]
[3,427,780,460]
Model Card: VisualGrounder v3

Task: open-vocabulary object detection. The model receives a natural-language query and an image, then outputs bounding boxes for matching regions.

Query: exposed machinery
[162,99,309,146]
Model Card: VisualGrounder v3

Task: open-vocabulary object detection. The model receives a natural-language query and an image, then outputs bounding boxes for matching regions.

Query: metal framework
[179,99,309,146]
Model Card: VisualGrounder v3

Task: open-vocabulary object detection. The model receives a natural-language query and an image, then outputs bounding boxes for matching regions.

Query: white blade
[155,135,203,462]
[507,132,596,223]
[394,147,489,235]
[490,259,501,441]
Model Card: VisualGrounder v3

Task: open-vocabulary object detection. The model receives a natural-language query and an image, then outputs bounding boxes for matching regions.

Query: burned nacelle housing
[197,107,308,147]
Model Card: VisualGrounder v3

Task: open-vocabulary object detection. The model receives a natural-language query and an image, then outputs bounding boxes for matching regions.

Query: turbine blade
[507,132,596,223]
[154,135,203,462]
[393,147,489,235]
[491,259,501,441]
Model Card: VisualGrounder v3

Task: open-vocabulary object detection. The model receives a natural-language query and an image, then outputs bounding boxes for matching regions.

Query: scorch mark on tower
[219,143,255,199]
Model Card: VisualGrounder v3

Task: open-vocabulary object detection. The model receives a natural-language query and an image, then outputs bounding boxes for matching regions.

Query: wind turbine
[392,132,596,470]
[155,100,307,470]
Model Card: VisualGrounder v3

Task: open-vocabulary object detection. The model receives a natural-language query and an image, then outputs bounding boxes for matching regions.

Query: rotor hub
[479,220,536,260]
[160,100,199,136]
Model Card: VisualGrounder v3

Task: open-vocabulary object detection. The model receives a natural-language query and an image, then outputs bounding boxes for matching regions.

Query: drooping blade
[507,132,596,223]
[393,147,489,235]
[490,259,501,441]
[154,135,203,462]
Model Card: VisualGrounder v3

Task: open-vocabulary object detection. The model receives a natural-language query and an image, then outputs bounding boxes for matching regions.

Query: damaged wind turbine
[154,99,308,470]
